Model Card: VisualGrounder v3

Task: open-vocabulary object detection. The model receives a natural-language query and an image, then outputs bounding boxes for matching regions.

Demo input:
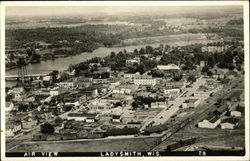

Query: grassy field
[13,137,160,152]
[120,33,221,46]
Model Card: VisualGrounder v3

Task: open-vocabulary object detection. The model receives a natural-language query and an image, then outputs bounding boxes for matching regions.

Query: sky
[6,6,243,17]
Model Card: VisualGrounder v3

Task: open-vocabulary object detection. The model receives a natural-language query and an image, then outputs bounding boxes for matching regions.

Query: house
[201,46,228,53]
[164,81,185,89]
[151,102,167,108]
[136,91,156,98]
[6,121,22,137]
[22,116,38,129]
[198,115,221,129]
[182,99,200,108]
[10,87,24,98]
[126,57,140,66]
[230,105,244,117]
[86,115,97,123]
[112,85,137,95]
[50,87,67,96]
[43,75,52,83]
[88,99,118,111]
[112,115,122,123]
[123,72,140,80]
[57,81,75,89]
[67,113,97,122]
[6,102,14,112]
[220,117,239,129]
[164,88,180,96]
[134,75,156,86]
[98,67,111,73]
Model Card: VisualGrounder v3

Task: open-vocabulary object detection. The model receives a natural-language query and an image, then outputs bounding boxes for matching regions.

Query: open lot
[121,33,221,46]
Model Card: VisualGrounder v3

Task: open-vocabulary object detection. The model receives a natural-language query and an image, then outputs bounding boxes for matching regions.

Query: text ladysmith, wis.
[101,151,160,157]
[23,152,160,157]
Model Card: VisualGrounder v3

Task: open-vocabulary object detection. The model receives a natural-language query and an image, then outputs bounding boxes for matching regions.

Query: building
[112,85,137,95]
[57,81,75,89]
[67,113,97,122]
[164,81,185,89]
[112,115,122,123]
[220,117,239,129]
[151,102,167,108]
[88,99,119,111]
[157,64,180,71]
[230,105,244,117]
[122,72,140,80]
[182,99,200,108]
[6,121,22,137]
[201,46,228,53]
[50,87,67,96]
[22,116,38,129]
[164,88,180,96]
[6,102,14,112]
[198,115,221,129]
[193,86,210,100]
[126,57,140,66]
[134,75,156,86]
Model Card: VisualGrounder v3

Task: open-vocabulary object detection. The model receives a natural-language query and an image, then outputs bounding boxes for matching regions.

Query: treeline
[226,18,244,25]
[6,26,123,50]
[70,41,244,77]
[188,26,243,39]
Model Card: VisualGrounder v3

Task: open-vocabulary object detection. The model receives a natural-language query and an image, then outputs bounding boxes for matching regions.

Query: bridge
[5,73,48,81]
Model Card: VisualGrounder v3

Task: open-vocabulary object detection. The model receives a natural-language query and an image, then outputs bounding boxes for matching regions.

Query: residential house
[43,75,53,83]
[21,116,38,129]
[50,87,67,96]
[151,102,167,108]
[164,81,186,89]
[198,115,221,129]
[112,115,122,123]
[112,85,137,95]
[57,81,75,89]
[201,46,228,53]
[6,121,22,137]
[164,88,180,96]
[123,72,140,80]
[126,57,140,66]
[6,102,14,112]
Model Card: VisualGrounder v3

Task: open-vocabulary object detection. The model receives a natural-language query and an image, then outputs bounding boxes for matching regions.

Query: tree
[202,65,209,74]
[40,122,55,134]
[132,101,139,109]
[187,75,196,83]
[138,63,146,75]
[55,117,63,124]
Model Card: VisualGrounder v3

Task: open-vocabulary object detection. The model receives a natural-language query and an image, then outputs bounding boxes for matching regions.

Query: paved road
[140,77,207,131]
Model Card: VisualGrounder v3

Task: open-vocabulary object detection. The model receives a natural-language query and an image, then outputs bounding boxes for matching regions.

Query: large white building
[134,75,156,86]
[157,64,180,71]
[198,115,221,129]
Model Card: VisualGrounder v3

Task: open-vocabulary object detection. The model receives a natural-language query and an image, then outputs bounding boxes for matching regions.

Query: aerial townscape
[4,5,245,153]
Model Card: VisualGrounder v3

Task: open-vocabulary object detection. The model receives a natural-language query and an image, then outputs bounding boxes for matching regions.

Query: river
[5,36,219,87]
[5,44,163,87]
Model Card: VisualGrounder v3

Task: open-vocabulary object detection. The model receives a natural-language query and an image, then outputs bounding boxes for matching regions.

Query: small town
[3,4,246,154]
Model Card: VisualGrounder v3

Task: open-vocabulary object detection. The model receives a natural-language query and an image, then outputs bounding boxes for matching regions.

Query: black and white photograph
[0,1,249,160]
